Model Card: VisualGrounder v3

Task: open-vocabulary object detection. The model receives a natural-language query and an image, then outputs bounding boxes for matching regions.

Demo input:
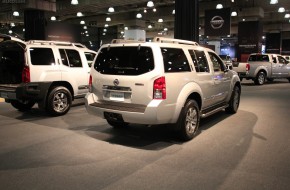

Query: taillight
[153,76,166,99]
[246,63,250,71]
[22,66,30,83]
[88,75,92,92]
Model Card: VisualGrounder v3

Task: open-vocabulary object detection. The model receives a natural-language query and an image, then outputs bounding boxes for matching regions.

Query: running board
[201,105,228,118]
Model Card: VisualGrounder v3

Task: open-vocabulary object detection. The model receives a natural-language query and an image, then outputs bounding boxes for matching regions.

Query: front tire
[46,86,72,116]
[175,99,200,141]
[10,100,35,111]
[225,85,240,114]
[254,71,266,85]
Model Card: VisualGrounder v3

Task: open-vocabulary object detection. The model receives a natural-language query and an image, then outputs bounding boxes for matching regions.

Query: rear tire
[254,71,265,85]
[225,85,240,114]
[175,99,200,141]
[46,86,72,116]
[107,119,129,128]
[10,100,35,111]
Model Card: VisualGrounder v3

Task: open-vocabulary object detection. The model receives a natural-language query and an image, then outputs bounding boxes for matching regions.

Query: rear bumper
[0,82,52,101]
[85,93,177,125]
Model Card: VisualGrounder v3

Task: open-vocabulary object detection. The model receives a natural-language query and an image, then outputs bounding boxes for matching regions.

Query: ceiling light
[10,23,15,27]
[285,14,290,18]
[83,26,87,29]
[242,18,246,21]
[13,11,19,16]
[103,29,107,32]
[278,7,285,13]
[108,7,114,13]
[71,0,78,5]
[77,12,83,17]
[231,11,237,16]
[104,24,109,27]
[144,9,147,13]
[50,16,56,21]
[148,25,152,29]
[172,9,175,14]
[80,20,85,24]
[106,17,111,21]
[164,28,168,31]
[158,18,163,22]
[216,4,223,9]
[124,27,128,30]
[147,1,154,7]
[23,28,25,32]
[270,0,278,4]
[9,30,12,34]
[231,0,234,2]
[136,13,142,18]
[153,8,157,12]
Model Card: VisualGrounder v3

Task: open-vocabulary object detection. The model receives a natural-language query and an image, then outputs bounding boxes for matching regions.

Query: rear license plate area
[109,91,124,101]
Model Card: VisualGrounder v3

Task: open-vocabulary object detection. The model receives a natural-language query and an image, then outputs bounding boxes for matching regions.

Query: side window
[85,52,96,67]
[192,50,209,72]
[60,49,82,67]
[272,56,277,63]
[59,49,69,66]
[277,56,286,64]
[30,48,55,65]
[188,50,199,71]
[208,52,225,72]
[161,48,191,72]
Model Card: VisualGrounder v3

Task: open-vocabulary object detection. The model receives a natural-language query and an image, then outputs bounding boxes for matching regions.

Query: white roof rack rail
[111,39,145,44]
[27,40,87,48]
[153,37,199,46]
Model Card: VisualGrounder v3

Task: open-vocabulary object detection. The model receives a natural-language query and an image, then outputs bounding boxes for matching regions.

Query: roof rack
[27,40,87,48]
[111,39,145,44]
[153,37,199,46]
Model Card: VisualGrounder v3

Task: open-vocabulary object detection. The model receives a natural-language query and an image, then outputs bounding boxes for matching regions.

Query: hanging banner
[204,8,231,36]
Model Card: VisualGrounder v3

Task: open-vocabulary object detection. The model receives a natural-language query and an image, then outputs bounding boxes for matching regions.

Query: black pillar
[24,10,46,41]
[174,0,199,42]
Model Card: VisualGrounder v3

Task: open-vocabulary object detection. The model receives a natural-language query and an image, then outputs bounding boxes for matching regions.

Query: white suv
[85,37,241,141]
[0,34,96,116]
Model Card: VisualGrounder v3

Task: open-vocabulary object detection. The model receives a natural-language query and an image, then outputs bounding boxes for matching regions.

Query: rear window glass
[94,46,154,75]
[30,48,55,65]
[161,48,190,72]
[248,55,269,62]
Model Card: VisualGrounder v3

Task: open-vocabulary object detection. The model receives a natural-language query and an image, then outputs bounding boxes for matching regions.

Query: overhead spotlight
[147,1,154,7]
[148,25,153,29]
[77,12,83,17]
[50,16,56,21]
[108,7,115,13]
[136,13,142,18]
[71,0,78,5]
[9,30,12,34]
[164,28,168,31]
[106,17,111,21]
[13,11,19,16]
[158,18,163,22]
[172,9,175,14]
[270,0,278,4]
[80,20,85,24]
[153,8,157,12]
[104,24,109,27]
[285,14,290,18]
[83,26,87,29]
[216,4,223,9]
[103,29,107,32]
[278,7,285,13]
[124,27,128,30]
[144,9,147,13]
[231,11,237,16]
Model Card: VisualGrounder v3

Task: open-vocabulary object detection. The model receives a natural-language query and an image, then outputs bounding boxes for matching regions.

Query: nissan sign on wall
[204,8,231,36]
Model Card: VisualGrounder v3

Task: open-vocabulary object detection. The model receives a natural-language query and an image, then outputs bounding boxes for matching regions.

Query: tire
[225,85,240,114]
[254,71,266,85]
[107,119,129,128]
[46,86,72,116]
[10,100,35,111]
[175,99,200,141]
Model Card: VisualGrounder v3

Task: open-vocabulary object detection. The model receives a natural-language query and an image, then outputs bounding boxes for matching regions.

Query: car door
[58,48,90,96]
[207,51,231,103]
[277,55,290,78]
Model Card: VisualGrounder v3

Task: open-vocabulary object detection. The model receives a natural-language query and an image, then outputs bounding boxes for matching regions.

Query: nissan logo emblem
[210,16,224,29]
[113,79,119,86]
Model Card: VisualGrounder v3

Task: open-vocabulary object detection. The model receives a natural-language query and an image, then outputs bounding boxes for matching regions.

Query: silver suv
[85,37,241,141]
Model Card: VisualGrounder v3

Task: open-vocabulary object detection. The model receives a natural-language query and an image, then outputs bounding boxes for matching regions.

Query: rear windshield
[94,46,154,75]
[248,55,269,62]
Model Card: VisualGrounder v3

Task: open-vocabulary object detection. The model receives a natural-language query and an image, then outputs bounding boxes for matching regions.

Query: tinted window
[209,52,226,72]
[94,46,154,75]
[30,48,55,65]
[277,56,286,64]
[248,54,269,62]
[59,49,69,66]
[189,50,209,72]
[162,48,190,72]
[85,52,96,67]
[66,49,82,67]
